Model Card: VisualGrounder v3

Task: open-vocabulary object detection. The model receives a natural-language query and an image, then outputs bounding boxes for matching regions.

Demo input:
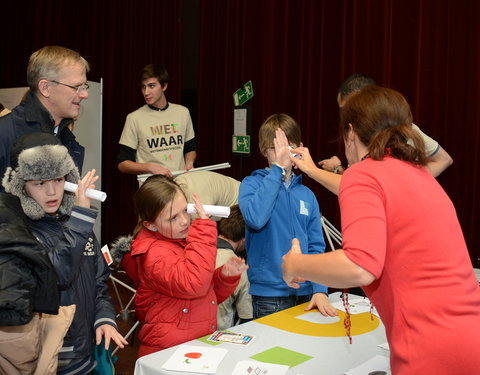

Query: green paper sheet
[250,346,313,367]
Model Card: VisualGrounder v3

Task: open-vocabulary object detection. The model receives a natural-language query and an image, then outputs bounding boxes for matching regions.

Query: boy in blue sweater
[239,114,337,319]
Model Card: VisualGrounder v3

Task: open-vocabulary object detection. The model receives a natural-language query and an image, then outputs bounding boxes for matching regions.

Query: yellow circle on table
[255,303,379,337]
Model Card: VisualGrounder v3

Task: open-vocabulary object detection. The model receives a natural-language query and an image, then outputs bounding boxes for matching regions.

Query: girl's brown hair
[340,86,426,165]
[133,175,186,237]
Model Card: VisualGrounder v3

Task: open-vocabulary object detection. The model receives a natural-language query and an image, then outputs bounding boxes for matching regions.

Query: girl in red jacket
[126,175,247,357]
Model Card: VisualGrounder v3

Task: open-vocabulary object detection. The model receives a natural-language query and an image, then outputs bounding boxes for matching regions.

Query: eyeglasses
[50,80,90,94]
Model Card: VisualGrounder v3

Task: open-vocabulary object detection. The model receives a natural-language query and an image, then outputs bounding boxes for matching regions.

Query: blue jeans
[252,294,312,319]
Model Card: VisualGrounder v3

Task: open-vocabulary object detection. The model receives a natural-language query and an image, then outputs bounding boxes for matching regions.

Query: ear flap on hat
[2,167,46,220]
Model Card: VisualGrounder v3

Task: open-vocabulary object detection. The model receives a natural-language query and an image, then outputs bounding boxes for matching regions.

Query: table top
[134,292,389,375]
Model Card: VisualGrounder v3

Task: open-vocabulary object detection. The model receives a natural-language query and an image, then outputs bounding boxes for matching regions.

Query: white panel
[74,80,103,243]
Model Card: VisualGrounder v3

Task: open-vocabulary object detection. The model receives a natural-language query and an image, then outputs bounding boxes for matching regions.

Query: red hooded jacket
[124,219,240,357]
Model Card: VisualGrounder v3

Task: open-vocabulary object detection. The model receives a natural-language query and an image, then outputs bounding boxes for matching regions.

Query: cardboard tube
[64,181,107,202]
[187,203,230,218]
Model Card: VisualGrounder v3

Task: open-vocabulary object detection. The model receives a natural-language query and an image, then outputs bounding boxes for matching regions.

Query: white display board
[0,81,103,242]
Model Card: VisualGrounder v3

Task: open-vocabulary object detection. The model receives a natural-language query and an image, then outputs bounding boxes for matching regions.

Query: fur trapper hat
[2,133,80,220]
[110,235,133,265]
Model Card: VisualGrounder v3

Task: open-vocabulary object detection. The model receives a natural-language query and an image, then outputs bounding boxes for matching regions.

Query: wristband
[332,165,344,174]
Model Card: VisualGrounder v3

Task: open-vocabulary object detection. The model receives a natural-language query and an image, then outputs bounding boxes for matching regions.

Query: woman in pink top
[282,86,480,375]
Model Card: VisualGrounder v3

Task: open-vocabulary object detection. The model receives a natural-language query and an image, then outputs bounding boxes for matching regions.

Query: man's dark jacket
[0,91,84,191]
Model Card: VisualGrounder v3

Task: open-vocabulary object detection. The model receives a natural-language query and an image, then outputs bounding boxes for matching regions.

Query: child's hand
[95,324,128,350]
[274,128,293,172]
[221,256,248,277]
[192,193,209,219]
[75,169,99,208]
[305,293,338,317]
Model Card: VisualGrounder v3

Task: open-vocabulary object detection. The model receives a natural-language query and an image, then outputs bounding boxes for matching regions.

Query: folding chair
[109,272,140,356]
[321,215,342,251]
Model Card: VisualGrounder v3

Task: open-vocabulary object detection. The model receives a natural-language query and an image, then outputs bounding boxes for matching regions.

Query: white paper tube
[187,203,230,218]
[64,181,107,202]
[137,162,231,182]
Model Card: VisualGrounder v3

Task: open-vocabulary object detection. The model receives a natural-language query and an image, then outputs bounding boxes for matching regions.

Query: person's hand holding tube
[289,146,318,176]
[74,169,99,209]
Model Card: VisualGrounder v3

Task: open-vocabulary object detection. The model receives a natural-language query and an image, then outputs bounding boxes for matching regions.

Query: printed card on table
[207,331,255,345]
[161,344,227,374]
[232,360,289,375]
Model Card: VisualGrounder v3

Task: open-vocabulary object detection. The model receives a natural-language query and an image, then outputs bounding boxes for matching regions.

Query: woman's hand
[289,146,318,176]
[318,155,342,172]
[282,238,306,288]
[75,169,99,208]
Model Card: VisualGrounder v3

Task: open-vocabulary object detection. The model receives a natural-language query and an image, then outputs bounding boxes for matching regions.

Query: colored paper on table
[232,360,289,375]
[255,302,380,337]
[250,346,312,367]
[161,344,227,374]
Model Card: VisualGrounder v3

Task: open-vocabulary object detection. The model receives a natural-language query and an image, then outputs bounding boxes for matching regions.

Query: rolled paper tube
[137,162,231,182]
[64,181,107,202]
[187,203,230,218]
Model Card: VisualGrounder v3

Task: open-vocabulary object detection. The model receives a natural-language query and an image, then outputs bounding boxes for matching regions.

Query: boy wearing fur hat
[2,132,127,375]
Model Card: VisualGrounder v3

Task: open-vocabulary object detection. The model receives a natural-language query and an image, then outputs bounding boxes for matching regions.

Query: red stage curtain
[1,1,479,264]
[196,0,480,265]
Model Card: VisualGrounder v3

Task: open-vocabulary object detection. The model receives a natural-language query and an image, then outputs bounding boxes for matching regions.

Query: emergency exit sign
[233,81,254,106]
[232,135,250,154]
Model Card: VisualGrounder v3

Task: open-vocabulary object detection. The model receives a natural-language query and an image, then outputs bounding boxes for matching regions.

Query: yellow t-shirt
[119,104,195,172]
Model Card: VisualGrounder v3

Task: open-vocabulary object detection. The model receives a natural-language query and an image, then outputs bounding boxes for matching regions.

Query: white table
[474,268,480,283]
[134,293,389,375]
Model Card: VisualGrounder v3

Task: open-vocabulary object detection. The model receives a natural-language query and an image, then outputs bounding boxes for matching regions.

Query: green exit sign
[233,81,254,106]
[232,135,250,154]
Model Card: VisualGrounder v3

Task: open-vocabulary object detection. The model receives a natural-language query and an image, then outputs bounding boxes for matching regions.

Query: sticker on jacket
[83,236,95,256]
[101,245,113,265]
[299,200,309,216]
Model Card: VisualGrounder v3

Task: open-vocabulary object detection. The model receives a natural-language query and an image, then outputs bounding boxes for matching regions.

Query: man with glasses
[0,45,89,186]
